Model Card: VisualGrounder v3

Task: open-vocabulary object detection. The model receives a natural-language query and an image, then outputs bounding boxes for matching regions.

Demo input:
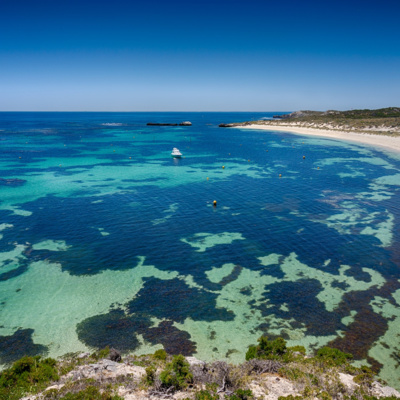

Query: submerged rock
[0,178,26,186]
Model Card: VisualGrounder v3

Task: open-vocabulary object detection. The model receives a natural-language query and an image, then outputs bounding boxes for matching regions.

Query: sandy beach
[237,124,400,154]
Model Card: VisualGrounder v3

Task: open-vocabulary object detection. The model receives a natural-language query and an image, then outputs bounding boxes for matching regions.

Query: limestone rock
[339,373,359,392]
[371,381,400,398]
[77,352,90,359]
[249,376,300,400]
[186,356,206,367]
[61,359,145,382]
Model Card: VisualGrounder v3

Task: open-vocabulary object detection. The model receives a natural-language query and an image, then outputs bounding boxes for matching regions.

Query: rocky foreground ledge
[3,338,399,400]
[19,352,400,400]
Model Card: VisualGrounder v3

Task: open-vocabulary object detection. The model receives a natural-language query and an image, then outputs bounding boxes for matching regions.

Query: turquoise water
[0,112,399,388]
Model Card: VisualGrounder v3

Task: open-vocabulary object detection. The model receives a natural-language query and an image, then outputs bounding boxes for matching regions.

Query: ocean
[0,112,399,388]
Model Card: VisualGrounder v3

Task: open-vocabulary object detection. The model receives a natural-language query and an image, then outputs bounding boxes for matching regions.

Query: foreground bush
[316,347,353,366]
[246,336,287,361]
[0,356,59,400]
[160,354,193,390]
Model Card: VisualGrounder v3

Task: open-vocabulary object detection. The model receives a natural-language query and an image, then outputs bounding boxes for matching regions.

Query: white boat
[171,147,182,158]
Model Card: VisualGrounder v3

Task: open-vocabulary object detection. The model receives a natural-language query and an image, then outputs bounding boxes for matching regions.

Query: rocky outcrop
[147,121,192,126]
[109,347,122,362]
[20,355,400,400]
[61,359,145,381]
[219,122,254,128]
[147,123,178,126]
[249,376,299,400]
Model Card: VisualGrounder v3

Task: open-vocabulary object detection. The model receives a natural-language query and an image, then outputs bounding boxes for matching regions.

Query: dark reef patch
[239,286,252,296]
[0,329,48,364]
[0,264,28,282]
[76,309,151,352]
[144,321,196,356]
[327,280,400,371]
[127,277,235,323]
[219,265,242,286]
[257,279,344,336]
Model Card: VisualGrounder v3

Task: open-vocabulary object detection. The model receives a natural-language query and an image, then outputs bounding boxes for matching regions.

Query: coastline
[235,124,400,154]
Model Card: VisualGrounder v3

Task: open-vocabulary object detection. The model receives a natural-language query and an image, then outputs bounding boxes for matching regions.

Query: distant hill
[279,107,400,120]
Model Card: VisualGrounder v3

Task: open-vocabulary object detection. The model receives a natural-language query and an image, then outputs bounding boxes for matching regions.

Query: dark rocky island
[147,121,192,126]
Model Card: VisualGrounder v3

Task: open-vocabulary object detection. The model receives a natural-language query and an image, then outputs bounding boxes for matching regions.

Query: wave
[101,123,125,126]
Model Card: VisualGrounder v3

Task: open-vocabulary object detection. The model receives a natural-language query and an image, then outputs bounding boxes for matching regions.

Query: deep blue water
[0,112,399,387]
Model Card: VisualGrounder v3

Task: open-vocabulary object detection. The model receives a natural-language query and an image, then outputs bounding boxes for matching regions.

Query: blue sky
[1,0,399,111]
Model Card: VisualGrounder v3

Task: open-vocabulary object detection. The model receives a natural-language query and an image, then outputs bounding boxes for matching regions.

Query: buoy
[303,155,305,159]
[207,177,209,180]
[129,157,132,159]
[113,150,115,152]
[229,153,231,155]
[317,167,320,169]
[213,200,217,206]
[222,166,225,169]
[279,174,282,177]
[59,164,62,167]
[266,150,268,152]
[248,159,250,162]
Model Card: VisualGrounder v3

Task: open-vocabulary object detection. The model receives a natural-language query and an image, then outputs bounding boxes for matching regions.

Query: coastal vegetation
[220,107,400,136]
[1,337,399,400]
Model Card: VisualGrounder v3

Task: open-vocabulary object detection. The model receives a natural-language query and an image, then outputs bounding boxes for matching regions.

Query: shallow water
[0,112,399,388]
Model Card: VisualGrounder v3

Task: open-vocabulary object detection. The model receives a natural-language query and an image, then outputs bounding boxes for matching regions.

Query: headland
[220,108,400,153]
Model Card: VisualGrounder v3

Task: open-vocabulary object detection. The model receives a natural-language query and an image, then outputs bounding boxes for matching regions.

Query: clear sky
[1,0,399,111]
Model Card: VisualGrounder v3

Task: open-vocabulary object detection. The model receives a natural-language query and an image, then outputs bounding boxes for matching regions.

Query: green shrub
[353,366,374,386]
[316,347,352,366]
[60,385,123,399]
[245,336,287,361]
[95,346,111,360]
[0,356,59,400]
[154,349,167,361]
[320,391,332,400]
[277,396,303,400]
[279,366,305,381]
[228,389,253,400]
[145,365,156,385]
[195,389,219,400]
[289,345,306,355]
[159,354,193,390]
[245,346,257,361]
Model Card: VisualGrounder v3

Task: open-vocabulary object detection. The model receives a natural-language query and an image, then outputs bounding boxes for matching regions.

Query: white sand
[237,124,400,154]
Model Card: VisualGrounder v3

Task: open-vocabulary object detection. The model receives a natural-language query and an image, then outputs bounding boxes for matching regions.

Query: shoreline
[235,124,400,154]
